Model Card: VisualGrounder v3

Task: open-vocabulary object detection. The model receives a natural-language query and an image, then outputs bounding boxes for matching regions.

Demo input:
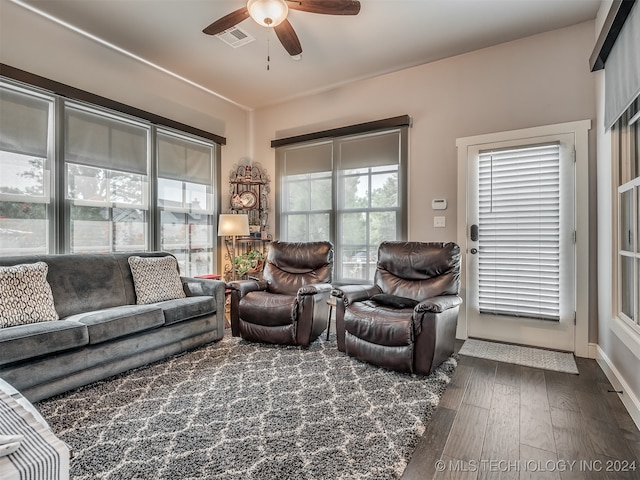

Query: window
[65,104,150,253]
[280,141,333,242]
[614,98,640,332]
[337,132,403,282]
[157,130,216,277]
[0,85,54,255]
[0,79,221,276]
[277,127,408,284]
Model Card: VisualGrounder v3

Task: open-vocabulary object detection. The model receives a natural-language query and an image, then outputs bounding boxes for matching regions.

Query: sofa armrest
[228,278,268,298]
[181,277,225,297]
[294,283,333,345]
[331,284,381,306]
[415,295,462,314]
[297,282,333,297]
[332,285,382,352]
[413,298,461,375]
[180,276,226,336]
[228,278,268,337]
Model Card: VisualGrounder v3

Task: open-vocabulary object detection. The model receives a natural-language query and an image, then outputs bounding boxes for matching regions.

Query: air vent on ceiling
[216,26,255,48]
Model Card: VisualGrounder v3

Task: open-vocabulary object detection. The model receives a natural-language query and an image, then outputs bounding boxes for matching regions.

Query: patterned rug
[459,338,579,374]
[36,334,457,480]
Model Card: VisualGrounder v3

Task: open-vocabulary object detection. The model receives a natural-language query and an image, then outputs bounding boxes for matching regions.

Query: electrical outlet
[434,216,446,228]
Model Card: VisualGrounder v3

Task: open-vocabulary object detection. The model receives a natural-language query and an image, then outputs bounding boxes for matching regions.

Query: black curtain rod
[590,0,636,72]
[271,115,412,148]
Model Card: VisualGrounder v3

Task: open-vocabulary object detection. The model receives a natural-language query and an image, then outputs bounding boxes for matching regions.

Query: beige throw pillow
[128,256,186,304]
[0,262,59,328]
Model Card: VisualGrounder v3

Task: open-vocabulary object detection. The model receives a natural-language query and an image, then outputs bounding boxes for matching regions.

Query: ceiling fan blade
[275,19,303,56]
[287,0,361,15]
[202,7,250,35]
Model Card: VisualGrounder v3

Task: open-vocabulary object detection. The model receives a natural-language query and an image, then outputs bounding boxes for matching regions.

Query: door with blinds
[466,134,576,351]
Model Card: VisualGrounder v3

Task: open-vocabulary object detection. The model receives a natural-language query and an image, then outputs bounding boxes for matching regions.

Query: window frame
[336,161,402,283]
[280,169,334,242]
[613,99,640,337]
[0,78,222,276]
[156,128,218,277]
[276,125,408,284]
[0,81,56,255]
[64,101,152,254]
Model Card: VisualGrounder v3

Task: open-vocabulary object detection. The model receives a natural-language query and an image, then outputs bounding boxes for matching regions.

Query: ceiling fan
[203,0,361,57]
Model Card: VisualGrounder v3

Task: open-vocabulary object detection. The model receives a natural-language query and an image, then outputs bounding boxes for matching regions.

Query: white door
[465,134,576,352]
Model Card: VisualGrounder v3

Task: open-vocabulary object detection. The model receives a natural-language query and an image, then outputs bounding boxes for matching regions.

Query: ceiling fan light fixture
[247,0,289,28]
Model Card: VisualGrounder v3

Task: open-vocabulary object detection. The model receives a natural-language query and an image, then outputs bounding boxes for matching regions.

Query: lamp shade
[218,214,250,237]
[247,0,288,27]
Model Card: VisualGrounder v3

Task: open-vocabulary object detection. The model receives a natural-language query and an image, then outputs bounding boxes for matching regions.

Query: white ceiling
[6,0,601,110]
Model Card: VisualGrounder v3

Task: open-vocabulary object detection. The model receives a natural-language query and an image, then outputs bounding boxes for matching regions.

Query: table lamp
[218,214,250,280]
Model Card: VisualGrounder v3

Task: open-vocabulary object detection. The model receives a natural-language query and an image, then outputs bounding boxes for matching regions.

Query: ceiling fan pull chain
[267,28,271,71]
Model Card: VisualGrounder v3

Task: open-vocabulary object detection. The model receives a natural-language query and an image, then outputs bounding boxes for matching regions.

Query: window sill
[612,315,640,360]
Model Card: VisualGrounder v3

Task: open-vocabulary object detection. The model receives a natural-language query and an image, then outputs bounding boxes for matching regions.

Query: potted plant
[234,250,265,278]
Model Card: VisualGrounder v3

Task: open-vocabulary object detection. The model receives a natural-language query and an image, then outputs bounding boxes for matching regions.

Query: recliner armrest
[415,295,462,313]
[297,282,333,297]
[228,278,268,298]
[332,285,382,306]
[180,277,225,297]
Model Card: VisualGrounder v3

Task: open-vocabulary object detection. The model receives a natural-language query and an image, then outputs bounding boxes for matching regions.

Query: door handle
[470,224,479,242]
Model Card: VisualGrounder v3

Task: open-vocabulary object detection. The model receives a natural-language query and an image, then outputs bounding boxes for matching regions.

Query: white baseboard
[595,345,640,430]
[587,342,598,359]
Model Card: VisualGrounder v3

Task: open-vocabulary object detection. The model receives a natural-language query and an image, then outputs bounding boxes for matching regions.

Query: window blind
[477,142,561,321]
[281,142,332,176]
[0,88,49,157]
[65,106,148,175]
[158,133,212,185]
[604,1,640,129]
[337,130,401,170]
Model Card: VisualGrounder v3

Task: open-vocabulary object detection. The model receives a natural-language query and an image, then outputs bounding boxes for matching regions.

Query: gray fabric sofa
[0,252,225,402]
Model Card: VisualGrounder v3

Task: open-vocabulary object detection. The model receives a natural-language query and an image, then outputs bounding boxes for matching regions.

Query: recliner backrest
[374,241,461,301]
[263,241,333,296]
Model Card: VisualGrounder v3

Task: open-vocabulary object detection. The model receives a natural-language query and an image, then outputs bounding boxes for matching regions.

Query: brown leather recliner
[333,241,461,375]
[229,241,333,346]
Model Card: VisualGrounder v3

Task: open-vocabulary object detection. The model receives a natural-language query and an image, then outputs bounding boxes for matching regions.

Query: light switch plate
[434,216,446,228]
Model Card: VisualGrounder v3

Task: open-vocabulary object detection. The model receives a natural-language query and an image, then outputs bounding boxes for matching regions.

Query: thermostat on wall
[432,199,447,210]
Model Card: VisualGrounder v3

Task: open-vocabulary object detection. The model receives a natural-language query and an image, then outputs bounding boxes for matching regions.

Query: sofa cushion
[0,262,59,328]
[65,305,165,344]
[0,320,88,366]
[128,255,186,304]
[344,301,415,347]
[155,296,216,325]
[239,291,297,327]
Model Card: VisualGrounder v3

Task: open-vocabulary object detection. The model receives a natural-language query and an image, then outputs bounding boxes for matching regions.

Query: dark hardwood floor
[402,341,640,480]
